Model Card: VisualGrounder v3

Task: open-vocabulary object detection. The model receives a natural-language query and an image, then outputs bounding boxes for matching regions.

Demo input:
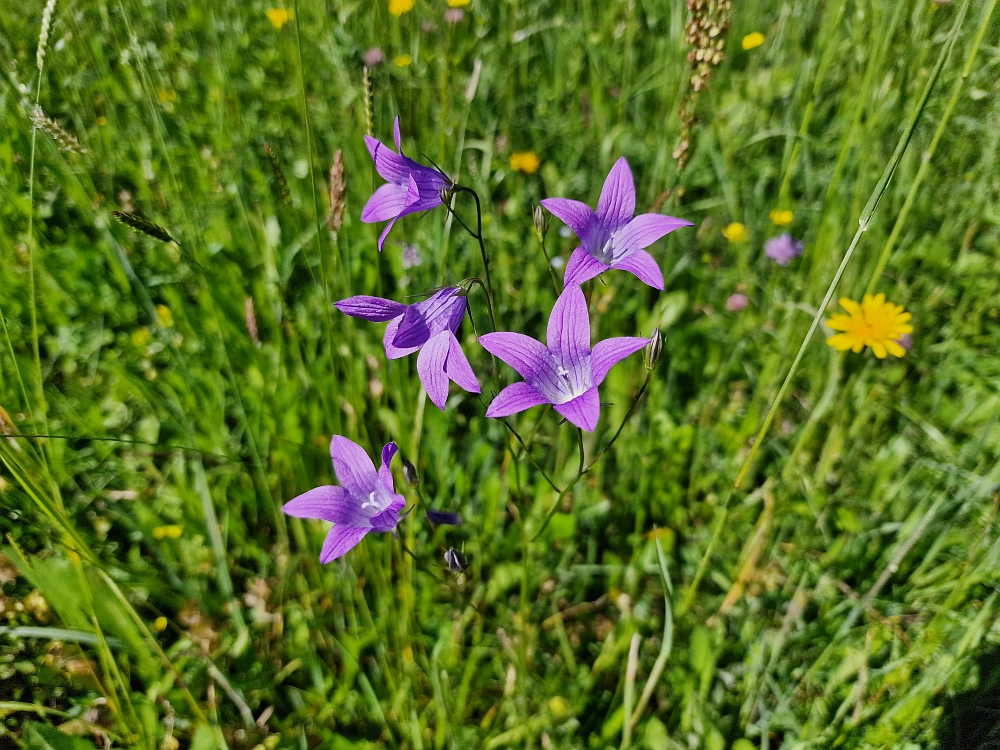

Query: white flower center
[361,491,380,512]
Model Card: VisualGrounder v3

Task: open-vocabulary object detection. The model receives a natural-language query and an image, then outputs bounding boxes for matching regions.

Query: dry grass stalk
[327,149,346,233]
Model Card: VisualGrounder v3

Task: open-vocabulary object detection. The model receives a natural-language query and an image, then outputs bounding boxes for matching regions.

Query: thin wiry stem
[453,185,498,330]
[734,0,972,490]
[533,373,651,540]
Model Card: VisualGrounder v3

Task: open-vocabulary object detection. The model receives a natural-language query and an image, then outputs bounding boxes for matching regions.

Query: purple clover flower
[479,284,647,432]
[541,158,691,290]
[336,287,480,410]
[725,293,748,312]
[362,116,452,250]
[283,437,404,563]
[764,233,804,266]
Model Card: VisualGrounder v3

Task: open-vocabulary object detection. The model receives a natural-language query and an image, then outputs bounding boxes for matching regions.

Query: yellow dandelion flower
[742,32,765,51]
[826,294,913,359]
[266,8,293,29]
[447,0,471,6]
[389,0,415,16]
[154,616,168,632]
[721,222,748,243]
[394,54,413,67]
[509,151,541,174]
[152,524,183,540]
[769,208,794,226]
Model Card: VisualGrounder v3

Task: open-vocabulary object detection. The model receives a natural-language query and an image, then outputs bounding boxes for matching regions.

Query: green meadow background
[2,0,1000,748]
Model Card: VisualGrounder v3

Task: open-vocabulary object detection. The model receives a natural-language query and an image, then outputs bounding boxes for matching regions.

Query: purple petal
[393,116,403,153]
[417,331,451,409]
[478,332,561,396]
[591,337,648,386]
[485,382,550,418]
[320,525,369,563]
[445,332,481,394]
[553,387,601,432]
[540,198,596,246]
[378,217,399,252]
[361,182,410,223]
[283,486,368,526]
[330,435,378,495]
[335,295,408,322]
[364,136,410,184]
[564,247,609,287]
[612,214,691,258]
[379,442,399,494]
[405,174,420,206]
[393,287,465,349]
[369,496,404,532]
[596,157,635,234]
[384,316,421,359]
[613,249,664,290]
[546,284,591,377]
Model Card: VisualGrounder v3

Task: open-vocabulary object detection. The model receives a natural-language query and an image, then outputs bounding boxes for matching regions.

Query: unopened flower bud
[427,509,463,526]
[402,458,419,486]
[444,547,467,574]
[645,327,663,371]
[533,204,549,241]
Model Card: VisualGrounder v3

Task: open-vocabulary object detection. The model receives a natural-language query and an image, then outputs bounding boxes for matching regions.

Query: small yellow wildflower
[156,89,177,104]
[826,294,913,359]
[154,616,168,632]
[131,328,152,347]
[152,525,183,540]
[721,222,748,243]
[96,116,108,126]
[266,8,293,29]
[389,0,415,16]
[447,0,471,5]
[394,54,413,68]
[769,208,794,226]
[155,304,173,328]
[509,151,541,174]
[742,32,765,50]
[548,696,570,720]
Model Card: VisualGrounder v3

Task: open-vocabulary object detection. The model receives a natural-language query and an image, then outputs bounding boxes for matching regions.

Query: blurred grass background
[1,0,1000,748]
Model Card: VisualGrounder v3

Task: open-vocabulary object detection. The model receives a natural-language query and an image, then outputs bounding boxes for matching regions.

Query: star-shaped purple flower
[362,116,452,251]
[479,284,648,432]
[283,437,405,563]
[541,157,692,290]
[764,233,804,266]
[336,287,480,410]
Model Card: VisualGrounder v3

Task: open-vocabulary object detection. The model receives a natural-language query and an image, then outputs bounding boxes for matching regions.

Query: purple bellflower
[283,437,405,563]
[335,287,480,410]
[479,284,648,432]
[362,116,452,250]
[541,158,692,290]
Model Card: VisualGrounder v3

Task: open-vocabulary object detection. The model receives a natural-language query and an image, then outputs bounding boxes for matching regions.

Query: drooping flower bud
[533,204,549,242]
[444,547,467,573]
[402,457,419,486]
[645,327,663,372]
[427,509,463,526]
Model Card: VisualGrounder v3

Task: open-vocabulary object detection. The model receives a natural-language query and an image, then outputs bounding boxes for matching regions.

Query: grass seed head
[328,149,346,232]
[263,141,291,205]
[111,211,175,244]
[31,108,86,154]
